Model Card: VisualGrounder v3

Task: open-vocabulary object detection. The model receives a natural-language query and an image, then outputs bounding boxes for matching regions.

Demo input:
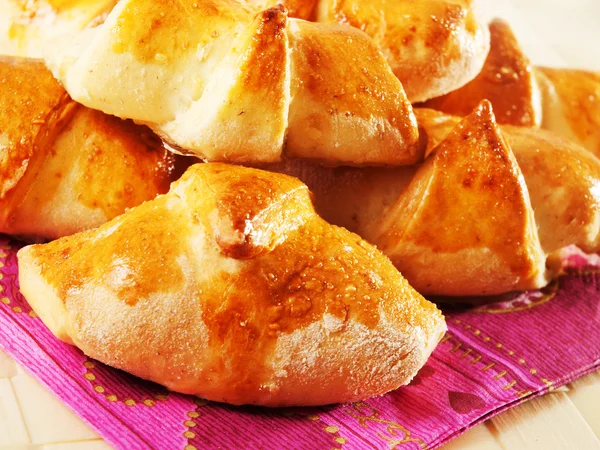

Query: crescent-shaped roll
[0,56,181,241]
[43,0,421,166]
[536,67,600,159]
[0,0,117,57]
[17,163,446,407]
[250,0,490,103]
[270,101,600,297]
[423,19,542,127]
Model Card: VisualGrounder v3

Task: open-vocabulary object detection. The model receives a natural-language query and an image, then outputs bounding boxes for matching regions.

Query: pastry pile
[1,0,598,406]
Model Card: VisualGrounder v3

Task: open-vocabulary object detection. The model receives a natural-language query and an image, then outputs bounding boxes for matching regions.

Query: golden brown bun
[0,0,117,57]
[286,20,421,165]
[0,56,182,241]
[502,125,600,255]
[251,0,490,102]
[369,102,547,296]
[17,163,446,407]
[272,102,549,297]
[315,0,490,103]
[44,0,421,167]
[536,67,600,159]
[414,108,600,257]
[423,19,542,127]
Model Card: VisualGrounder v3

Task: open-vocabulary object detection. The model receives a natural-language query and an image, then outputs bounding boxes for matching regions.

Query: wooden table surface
[1,0,600,448]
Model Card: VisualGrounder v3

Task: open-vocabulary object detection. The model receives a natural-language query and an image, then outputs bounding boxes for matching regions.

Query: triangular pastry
[415,108,600,256]
[271,102,573,297]
[18,163,446,406]
[0,56,181,241]
[423,19,542,127]
[366,101,547,296]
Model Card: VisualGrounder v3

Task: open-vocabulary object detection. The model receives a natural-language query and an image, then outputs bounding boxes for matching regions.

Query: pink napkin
[1,235,599,449]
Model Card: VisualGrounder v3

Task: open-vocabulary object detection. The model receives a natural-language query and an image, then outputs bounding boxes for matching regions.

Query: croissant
[249,0,490,103]
[0,0,117,57]
[0,56,181,241]
[43,0,421,166]
[17,163,446,406]
[270,101,600,297]
[422,19,541,127]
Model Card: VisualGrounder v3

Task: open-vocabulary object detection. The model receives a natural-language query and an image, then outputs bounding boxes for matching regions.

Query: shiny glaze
[368,101,545,294]
[71,110,177,218]
[423,20,540,127]
[276,105,600,296]
[503,125,600,254]
[286,19,421,164]
[24,163,441,404]
[416,107,600,255]
[0,57,71,202]
[0,56,184,240]
[46,0,422,165]
[111,0,254,64]
[248,0,488,101]
[38,196,187,305]
[316,0,488,102]
[537,67,600,158]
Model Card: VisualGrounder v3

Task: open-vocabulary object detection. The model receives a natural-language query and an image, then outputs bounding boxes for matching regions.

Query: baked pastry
[249,0,491,103]
[415,107,600,257]
[423,19,542,127]
[44,0,421,166]
[0,0,117,57]
[271,102,600,297]
[0,56,181,241]
[17,163,446,406]
[536,67,600,159]
[421,18,600,161]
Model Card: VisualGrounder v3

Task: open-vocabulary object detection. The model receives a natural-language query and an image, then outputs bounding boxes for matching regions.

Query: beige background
[2,0,600,448]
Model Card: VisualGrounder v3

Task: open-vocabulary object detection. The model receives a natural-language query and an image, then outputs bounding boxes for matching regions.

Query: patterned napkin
[1,236,599,450]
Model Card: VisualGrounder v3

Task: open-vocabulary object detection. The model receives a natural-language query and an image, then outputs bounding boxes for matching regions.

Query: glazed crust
[18,163,446,406]
[423,19,542,127]
[315,0,490,103]
[536,67,600,159]
[0,57,182,241]
[414,108,600,257]
[44,0,421,166]
[251,0,490,103]
[367,102,547,296]
[271,102,549,297]
[286,20,421,165]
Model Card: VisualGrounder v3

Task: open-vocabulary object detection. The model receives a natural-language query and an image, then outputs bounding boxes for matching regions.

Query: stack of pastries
[1,0,598,406]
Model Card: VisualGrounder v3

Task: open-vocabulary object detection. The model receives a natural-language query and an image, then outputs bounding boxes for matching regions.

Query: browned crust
[423,19,540,127]
[0,56,187,241]
[536,67,600,158]
[18,163,445,406]
[368,101,546,295]
[0,57,74,204]
[317,0,490,102]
